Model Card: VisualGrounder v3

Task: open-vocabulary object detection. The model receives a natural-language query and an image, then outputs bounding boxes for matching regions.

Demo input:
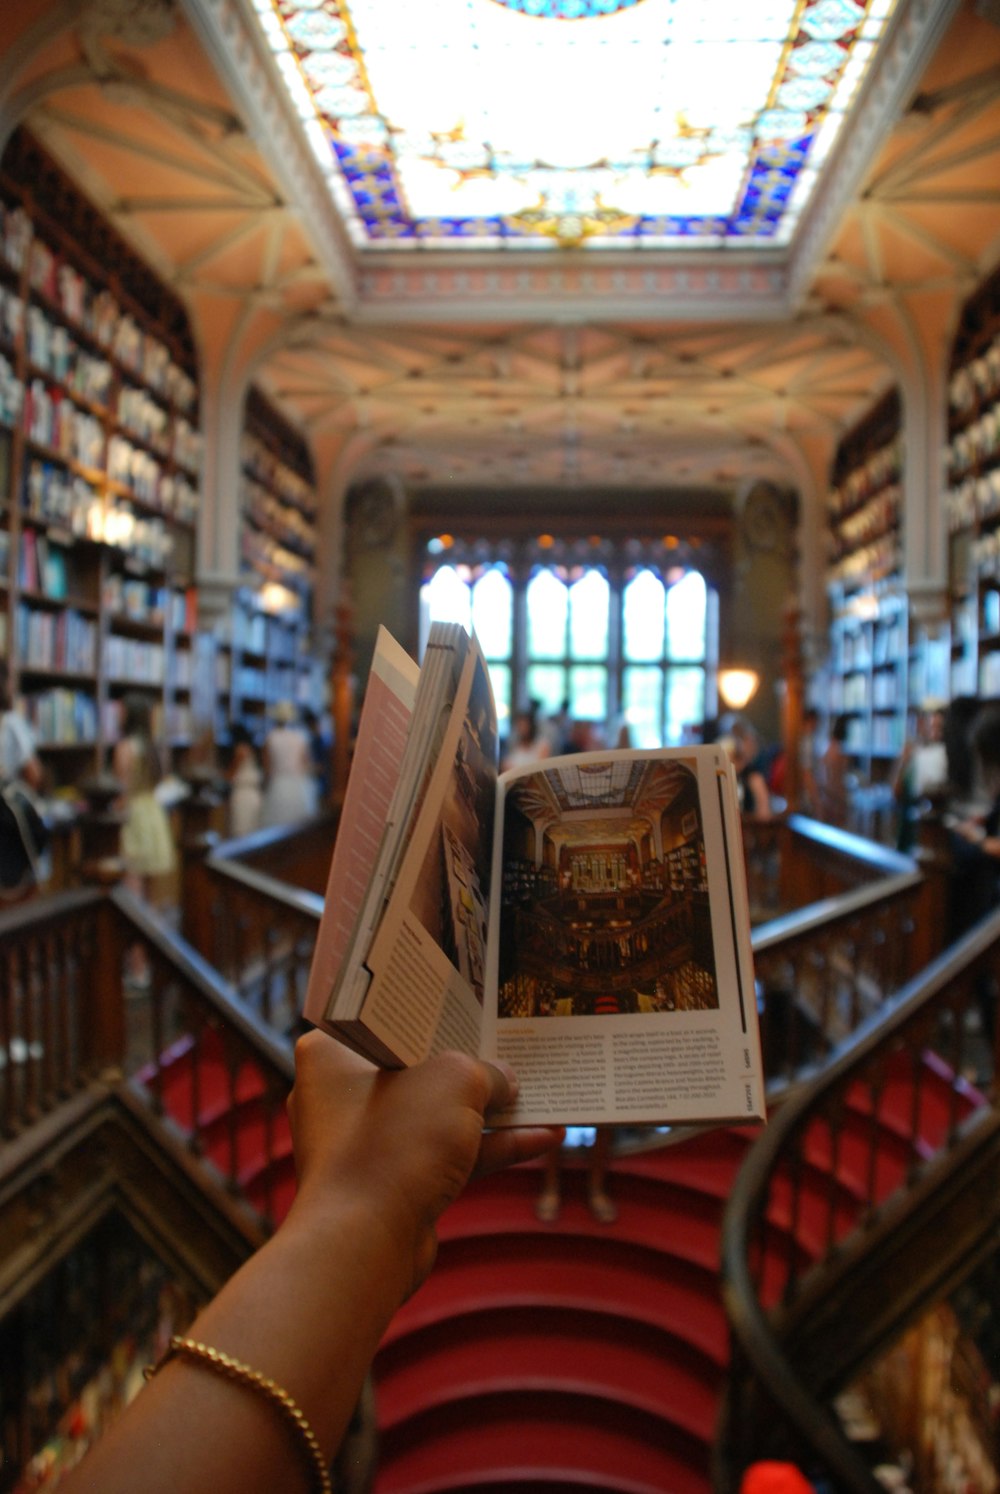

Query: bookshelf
[945,263,1000,700]
[824,388,908,780]
[0,129,201,785]
[213,387,320,746]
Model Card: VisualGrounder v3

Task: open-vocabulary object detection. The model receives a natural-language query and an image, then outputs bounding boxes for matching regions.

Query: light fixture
[718,666,760,712]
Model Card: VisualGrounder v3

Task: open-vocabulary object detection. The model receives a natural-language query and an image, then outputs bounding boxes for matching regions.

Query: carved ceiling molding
[356,259,791,324]
[179,0,357,310]
[788,0,963,308]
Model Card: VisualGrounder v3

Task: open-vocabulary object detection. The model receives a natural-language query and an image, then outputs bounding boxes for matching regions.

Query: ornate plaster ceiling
[3,0,1000,497]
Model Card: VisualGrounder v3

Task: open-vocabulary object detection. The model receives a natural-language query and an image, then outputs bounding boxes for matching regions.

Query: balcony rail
[719,908,1000,1490]
[0,884,295,1231]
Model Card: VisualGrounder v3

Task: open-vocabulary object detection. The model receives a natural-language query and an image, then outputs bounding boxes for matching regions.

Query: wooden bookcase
[212,386,320,746]
[945,263,1000,700]
[0,129,200,787]
[824,388,907,781]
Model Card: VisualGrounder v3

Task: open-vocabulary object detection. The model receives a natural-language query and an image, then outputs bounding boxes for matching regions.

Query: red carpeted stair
[139,1035,984,1493]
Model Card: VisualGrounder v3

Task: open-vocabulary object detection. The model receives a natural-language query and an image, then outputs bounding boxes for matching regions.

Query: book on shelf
[304,624,765,1130]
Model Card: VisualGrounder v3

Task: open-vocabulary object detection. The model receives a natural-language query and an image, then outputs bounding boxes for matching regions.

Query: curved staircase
[138,1033,986,1492]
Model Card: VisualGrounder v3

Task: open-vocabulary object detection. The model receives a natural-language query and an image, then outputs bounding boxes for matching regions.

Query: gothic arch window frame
[418,532,720,748]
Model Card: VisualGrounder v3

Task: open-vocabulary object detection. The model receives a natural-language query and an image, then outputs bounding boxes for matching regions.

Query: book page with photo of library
[479,746,765,1129]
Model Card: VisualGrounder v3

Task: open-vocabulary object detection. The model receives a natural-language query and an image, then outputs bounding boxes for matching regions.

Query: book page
[479,745,764,1128]
[314,623,472,1027]
[356,640,499,1065]
[302,627,419,1027]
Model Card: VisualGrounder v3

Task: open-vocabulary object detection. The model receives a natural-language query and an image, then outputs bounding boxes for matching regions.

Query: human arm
[60,1035,563,1494]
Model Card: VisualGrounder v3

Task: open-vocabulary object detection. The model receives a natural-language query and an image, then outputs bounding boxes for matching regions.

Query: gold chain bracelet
[145,1335,332,1494]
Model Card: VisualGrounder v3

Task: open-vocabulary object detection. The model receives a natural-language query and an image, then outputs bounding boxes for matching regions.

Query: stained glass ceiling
[250,0,900,251]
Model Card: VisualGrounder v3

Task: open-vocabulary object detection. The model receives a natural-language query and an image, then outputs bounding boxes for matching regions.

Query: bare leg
[535,1145,562,1222]
[586,1127,617,1223]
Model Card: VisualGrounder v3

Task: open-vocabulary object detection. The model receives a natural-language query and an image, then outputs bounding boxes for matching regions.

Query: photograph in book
[495,756,719,1020]
[409,654,498,1006]
[480,745,765,1130]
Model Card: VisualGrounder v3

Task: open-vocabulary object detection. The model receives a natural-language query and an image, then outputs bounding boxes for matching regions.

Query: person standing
[261,701,317,828]
[113,694,177,895]
[227,722,263,839]
[0,660,46,900]
[113,694,177,984]
[816,712,852,829]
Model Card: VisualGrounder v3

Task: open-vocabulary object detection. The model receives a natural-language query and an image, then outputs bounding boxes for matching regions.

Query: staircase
[372,1131,757,1494]
[138,1034,984,1493]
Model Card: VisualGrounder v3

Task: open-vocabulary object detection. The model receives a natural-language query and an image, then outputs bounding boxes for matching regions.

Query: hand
[287,1032,563,1295]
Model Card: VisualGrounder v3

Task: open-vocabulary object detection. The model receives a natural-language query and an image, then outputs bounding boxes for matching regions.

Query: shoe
[587,1189,618,1224]
[534,1190,561,1223]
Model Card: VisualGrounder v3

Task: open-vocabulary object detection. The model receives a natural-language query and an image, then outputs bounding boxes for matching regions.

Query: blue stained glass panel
[258,0,900,250]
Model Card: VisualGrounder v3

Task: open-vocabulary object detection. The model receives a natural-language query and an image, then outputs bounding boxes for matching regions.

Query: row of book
[244,476,317,556]
[828,436,903,518]
[26,303,113,406]
[949,405,1000,477]
[23,686,99,746]
[241,524,314,589]
[24,378,105,467]
[12,289,202,476]
[25,229,198,413]
[241,430,317,519]
[23,456,102,535]
[17,526,69,597]
[16,603,98,674]
[950,334,1000,416]
[103,575,197,633]
[102,635,166,685]
[0,350,23,425]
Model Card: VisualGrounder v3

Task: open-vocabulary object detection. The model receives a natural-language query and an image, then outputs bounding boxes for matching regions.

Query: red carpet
[139,1037,980,1492]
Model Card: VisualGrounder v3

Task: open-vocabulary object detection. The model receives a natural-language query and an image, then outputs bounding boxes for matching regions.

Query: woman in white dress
[261,701,317,828]
[227,722,263,839]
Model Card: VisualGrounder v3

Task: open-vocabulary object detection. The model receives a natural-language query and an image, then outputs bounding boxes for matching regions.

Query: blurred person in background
[262,701,317,828]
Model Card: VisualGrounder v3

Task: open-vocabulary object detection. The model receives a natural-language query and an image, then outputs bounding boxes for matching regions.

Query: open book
[304,623,765,1129]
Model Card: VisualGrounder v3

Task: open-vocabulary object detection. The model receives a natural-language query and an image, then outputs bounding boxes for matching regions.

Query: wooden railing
[1,810,945,1219]
[0,885,295,1232]
[182,815,334,1034]
[741,813,924,922]
[718,909,1000,1491]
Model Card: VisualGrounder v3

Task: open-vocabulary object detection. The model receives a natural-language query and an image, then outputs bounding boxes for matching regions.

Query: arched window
[420,537,717,748]
[421,559,515,726]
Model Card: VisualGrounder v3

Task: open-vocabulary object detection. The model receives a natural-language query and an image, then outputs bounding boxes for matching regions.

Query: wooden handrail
[718,908,1000,1490]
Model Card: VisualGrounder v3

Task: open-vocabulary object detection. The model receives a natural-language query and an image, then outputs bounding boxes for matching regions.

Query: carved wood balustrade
[0,885,294,1233]
[719,908,1000,1492]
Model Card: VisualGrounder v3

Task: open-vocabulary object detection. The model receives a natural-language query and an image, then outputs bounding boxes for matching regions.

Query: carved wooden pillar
[331,597,355,805]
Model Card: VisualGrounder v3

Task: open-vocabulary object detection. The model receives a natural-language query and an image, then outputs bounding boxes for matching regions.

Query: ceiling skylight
[250,0,899,250]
